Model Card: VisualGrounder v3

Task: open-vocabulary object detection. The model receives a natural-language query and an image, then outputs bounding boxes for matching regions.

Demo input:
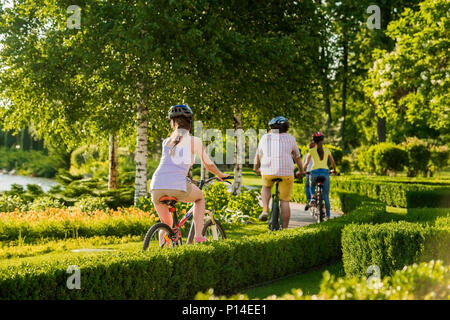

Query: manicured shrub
[372,143,408,175]
[332,177,450,208]
[196,260,450,300]
[341,221,450,277]
[429,145,449,175]
[402,137,431,177]
[340,157,352,174]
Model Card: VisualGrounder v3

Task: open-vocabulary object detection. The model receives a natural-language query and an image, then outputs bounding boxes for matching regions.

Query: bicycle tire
[187,217,227,243]
[318,190,324,223]
[270,200,281,230]
[142,222,177,251]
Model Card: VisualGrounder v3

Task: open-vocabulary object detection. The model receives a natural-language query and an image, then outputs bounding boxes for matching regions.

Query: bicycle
[268,178,282,231]
[142,176,233,250]
[310,172,339,223]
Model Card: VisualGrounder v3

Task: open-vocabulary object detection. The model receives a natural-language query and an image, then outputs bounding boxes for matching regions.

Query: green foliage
[0,194,26,212]
[332,177,450,208]
[197,260,450,300]
[429,145,449,174]
[365,0,449,131]
[340,157,352,174]
[27,196,65,211]
[0,148,65,178]
[402,137,431,177]
[372,143,408,175]
[73,196,109,213]
[342,221,450,277]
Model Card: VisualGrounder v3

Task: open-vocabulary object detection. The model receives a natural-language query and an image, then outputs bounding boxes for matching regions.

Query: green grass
[243,262,345,299]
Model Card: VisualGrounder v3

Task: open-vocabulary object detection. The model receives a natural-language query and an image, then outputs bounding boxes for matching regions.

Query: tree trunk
[134,103,148,204]
[340,39,348,148]
[377,117,386,142]
[108,133,119,190]
[321,47,332,127]
[232,110,243,195]
[200,161,208,181]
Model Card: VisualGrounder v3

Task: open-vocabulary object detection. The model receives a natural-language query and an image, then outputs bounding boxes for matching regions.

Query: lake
[0,174,58,192]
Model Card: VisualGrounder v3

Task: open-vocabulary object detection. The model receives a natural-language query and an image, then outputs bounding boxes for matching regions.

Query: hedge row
[195,260,450,300]
[0,193,446,299]
[342,219,450,277]
[0,196,388,299]
[331,178,450,208]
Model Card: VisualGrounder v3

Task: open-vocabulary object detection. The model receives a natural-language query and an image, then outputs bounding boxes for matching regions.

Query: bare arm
[329,153,337,173]
[253,153,261,175]
[193,137,228,178]
[303,154,311,172]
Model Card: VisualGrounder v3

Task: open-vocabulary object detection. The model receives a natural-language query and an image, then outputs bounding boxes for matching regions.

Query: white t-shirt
[257,133,300,176]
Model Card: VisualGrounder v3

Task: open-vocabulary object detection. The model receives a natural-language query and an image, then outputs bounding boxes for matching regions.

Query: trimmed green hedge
[332,178,450,208]
[0,192,446,299]
[196,260,450,300]
[342,221,450,277]
[0,198,391,299]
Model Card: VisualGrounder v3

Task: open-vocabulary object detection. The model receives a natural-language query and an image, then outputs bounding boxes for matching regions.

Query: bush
[372,143,408,175]
[341,221,450,277]
[73,196,109,212]
[340,157,352,174]
[332,177,450,208]
[27,196,65,211]
[196,260,450,300]
[403,137,431,177]
[429,145,449,175]
[0,194,26,212]
[357,146,376,173]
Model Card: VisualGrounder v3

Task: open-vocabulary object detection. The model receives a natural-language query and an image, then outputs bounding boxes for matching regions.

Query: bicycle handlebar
[192,175,234,189]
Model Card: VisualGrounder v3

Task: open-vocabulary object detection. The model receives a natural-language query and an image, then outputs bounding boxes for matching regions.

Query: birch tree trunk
[108,133,118,190]
[232,110,243,195]
[134,103,148,204]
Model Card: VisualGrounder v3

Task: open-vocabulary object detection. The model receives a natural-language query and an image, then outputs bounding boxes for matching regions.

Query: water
[0,174,58,192]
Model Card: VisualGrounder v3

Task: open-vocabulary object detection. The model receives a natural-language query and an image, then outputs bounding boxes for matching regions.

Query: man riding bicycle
[302,132,337,221]
[253,116,305,229]
[149,104,229,243]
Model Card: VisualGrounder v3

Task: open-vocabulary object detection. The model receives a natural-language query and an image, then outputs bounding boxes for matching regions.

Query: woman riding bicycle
[302,132,337,221]
[149,104,229,243]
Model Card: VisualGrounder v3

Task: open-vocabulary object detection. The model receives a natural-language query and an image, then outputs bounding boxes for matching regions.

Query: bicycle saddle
[271,178,283,182]
[315,176,327,183]
[159,196,178,206]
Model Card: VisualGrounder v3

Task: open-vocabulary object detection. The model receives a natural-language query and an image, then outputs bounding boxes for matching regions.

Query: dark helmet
[268,116,289,129]
[312,132,324,142]
[168,104,193,119]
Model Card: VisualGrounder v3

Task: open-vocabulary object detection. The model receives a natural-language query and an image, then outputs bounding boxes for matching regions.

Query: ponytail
[169,135,182,156]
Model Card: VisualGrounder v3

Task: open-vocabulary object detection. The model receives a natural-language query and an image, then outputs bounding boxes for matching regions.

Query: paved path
[287,202,342,228]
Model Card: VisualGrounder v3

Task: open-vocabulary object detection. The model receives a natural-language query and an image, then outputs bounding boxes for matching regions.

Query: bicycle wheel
[318,191,324,223]
[269,199,281,230]
[186,217,226,243]
[202,218,226,241]
[142,222,178,251]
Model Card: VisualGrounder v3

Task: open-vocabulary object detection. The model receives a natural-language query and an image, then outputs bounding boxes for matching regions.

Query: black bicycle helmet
[312,132,324,143]
[168,104,193,119]
[268,116,289,129]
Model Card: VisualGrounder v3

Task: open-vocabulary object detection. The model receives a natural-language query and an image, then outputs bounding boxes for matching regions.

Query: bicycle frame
[165,176,230,244]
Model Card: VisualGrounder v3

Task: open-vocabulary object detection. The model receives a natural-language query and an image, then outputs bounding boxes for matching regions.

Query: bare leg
[261,185,271,212]
[280,200,291,229]
[182,184,205,239]
[153,202,173,246]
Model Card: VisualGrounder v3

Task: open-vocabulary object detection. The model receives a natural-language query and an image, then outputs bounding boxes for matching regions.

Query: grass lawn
[242,261,345,299]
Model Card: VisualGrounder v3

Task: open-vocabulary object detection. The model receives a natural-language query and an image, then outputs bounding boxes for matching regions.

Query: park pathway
[288,202,342,228]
